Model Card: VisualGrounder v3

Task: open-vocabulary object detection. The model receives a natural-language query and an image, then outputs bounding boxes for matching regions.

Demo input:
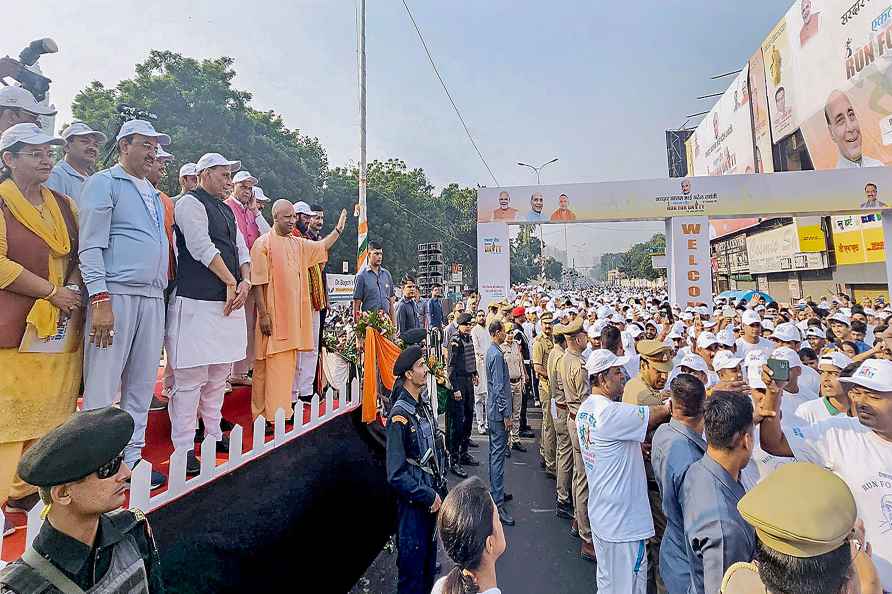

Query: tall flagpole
[356,0,369,271]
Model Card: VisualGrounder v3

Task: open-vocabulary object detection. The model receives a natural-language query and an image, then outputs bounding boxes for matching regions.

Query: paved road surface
[351,408,595,593]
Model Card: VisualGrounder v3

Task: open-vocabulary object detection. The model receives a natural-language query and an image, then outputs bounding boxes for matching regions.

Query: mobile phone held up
[766,357,790,383]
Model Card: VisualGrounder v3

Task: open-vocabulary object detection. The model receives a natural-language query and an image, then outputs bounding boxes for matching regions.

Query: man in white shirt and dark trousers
[577,349,670,594]
[166,153,252,475]
[79,120,172,490]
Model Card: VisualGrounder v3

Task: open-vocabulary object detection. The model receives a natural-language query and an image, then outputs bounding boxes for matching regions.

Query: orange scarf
[361,330,401,423]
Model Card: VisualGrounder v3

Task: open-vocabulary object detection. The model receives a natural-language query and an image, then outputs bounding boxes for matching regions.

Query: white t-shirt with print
[577,393,653,543]
[735,337,775,359]
[786,416,892,590]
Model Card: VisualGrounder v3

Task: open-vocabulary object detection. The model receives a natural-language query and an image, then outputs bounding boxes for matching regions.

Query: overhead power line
[375,189,477,252]
[401,0,500,186]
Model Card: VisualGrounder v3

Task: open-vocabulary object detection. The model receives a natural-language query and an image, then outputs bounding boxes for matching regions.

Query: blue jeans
[488,416,508,505]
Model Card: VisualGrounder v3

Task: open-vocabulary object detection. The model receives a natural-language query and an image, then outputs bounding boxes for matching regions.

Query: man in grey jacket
[78,119,171,489]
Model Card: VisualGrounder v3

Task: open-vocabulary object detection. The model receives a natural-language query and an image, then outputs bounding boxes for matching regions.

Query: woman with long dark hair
[433,476,506,594]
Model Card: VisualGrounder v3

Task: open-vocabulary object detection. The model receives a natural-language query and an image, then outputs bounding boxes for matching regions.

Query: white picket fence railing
[0,378,361,570]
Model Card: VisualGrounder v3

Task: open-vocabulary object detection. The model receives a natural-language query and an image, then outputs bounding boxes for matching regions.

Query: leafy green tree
[544,257,564,281]
[71,51,327,204]
[600,234,666,280]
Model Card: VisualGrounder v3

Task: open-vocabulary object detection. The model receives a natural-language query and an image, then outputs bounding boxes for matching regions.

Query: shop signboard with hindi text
[831,212,886,265]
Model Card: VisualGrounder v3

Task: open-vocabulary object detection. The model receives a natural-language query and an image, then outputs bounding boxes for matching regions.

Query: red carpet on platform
[2,368,329,563]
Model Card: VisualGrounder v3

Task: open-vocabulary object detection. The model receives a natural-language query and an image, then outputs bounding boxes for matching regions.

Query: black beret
[457,313,473,325]
[401,328,427,345]
[394,345,424,377]
[19,407,134,487]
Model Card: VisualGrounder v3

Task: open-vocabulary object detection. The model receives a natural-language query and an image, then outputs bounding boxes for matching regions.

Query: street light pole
[516,158,558,284]
[516,157,559,184]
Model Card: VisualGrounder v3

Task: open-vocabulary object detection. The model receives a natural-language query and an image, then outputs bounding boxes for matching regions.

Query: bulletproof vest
[0,510,150,594]
[460,334,476,374]
[391,396,441,490]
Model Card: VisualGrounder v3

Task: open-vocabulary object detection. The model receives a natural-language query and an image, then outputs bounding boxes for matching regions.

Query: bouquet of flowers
[354,309,397,341]
[322,327,358,365]
[427,354,452,414]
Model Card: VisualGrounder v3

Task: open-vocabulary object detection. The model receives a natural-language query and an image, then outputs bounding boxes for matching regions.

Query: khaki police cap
[563,317,585,336]
[553,323,567,336]
[636,339,674,372]
[737,462,856,558]
[540,311,554,324]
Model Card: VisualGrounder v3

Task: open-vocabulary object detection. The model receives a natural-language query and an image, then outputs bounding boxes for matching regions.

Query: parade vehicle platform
[1,370,397,593]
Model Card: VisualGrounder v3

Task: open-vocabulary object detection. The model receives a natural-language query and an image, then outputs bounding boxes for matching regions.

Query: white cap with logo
[232,170,258,185]
[819,351,854,371]
[839,359,892,392]
[585,349,630,376]
[179,163,198,177]
[677,353,709,373]
[115,120,170,145]
[196,152,241,173]
[829,313,851,326]
[59,122,107,143]
[742,310,762,326]
[252,186,269,202]
[0,123,63,153]
[696,332,719,350]
[713,350,743,371]
[294,201,313,215]
[771,323,801,343]
[771,346,803,369]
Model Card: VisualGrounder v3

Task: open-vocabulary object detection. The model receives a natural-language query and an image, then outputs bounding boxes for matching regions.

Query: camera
[0,38,58,102]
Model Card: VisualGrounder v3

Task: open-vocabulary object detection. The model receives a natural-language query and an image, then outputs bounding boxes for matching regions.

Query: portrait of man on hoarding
[825,90,884,169]
[550,193,576,221]
[799,0,820,47]
[526,192,546,222]
[860,183,888,209]
[774,86,791,120]
[681,179,692,196]
[492,190,519,221]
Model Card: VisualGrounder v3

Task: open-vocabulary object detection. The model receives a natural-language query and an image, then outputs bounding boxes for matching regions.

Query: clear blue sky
[8,0,791,265]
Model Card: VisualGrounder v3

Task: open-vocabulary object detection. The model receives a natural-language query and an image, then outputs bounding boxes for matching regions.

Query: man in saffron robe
[250,199,347,430]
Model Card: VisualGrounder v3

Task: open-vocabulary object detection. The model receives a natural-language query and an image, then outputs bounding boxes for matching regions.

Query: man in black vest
[166,152,252,475]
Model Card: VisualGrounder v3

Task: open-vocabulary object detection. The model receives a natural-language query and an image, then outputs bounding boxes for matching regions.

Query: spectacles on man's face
[96,453,125,480]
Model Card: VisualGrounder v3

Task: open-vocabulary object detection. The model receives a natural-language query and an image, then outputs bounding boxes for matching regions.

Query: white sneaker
[477,425,487,435]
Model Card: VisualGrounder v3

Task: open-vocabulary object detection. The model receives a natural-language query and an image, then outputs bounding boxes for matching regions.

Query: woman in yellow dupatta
[0,124,83,536]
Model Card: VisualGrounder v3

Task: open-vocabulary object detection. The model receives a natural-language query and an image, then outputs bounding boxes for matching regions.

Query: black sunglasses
[96,453,125,480]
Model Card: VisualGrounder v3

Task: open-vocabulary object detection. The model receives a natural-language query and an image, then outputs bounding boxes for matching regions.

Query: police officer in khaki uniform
[0,407,164,594]
[547,324,575,529]
[623,339,673,594]
[532,312,555,474]
[721,462,880,594]
[560,317,596,562]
